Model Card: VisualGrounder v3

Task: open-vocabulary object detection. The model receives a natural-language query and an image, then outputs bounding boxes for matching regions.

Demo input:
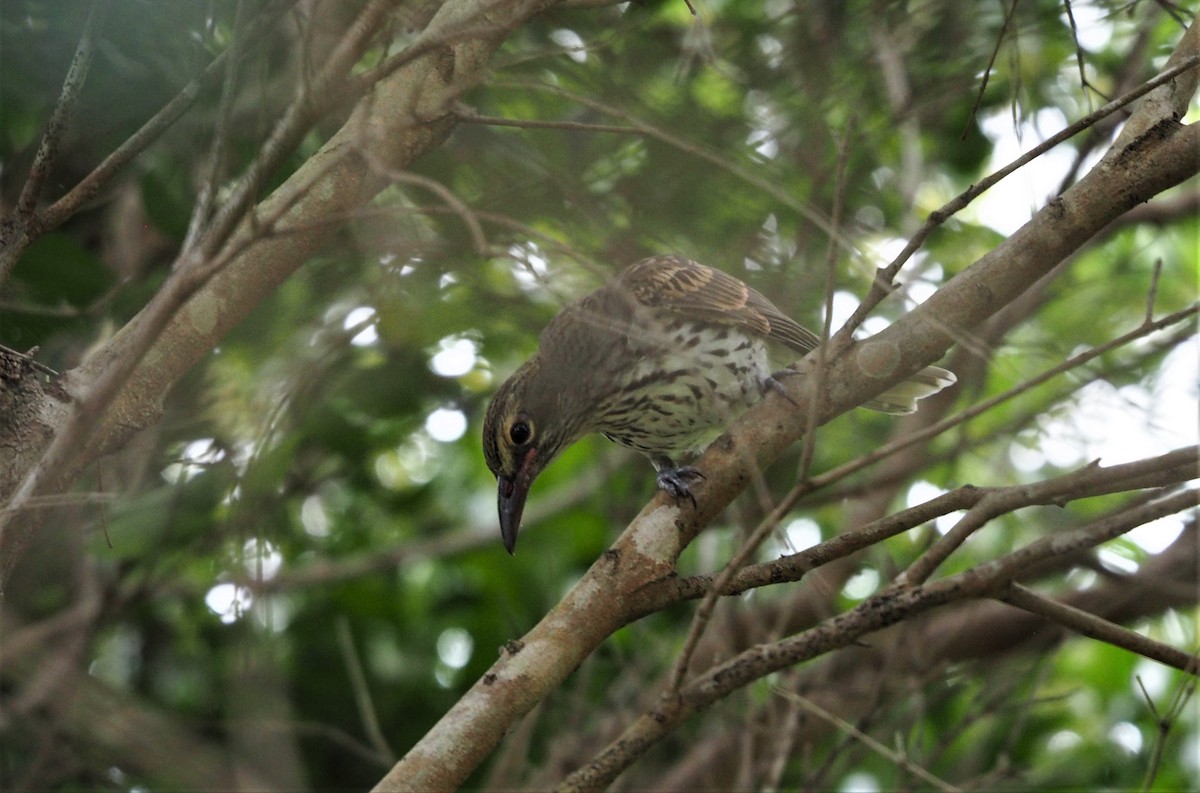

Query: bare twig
[0,0,110,289]
[800,117,854,483]
[898,447,1197,587]
[195,0,403,261]
[831,52,1200,351]
[452,110,642,135]
[1144,259,1164,325]
[0,491,115,515]
[375,169,490,255]
[804,302,1196,503]
[336,617,396,764]
[15,0,109,217]
[635,302,1200,610]
[0,344,60,377]
[183,0,250,254]
[773,689,961,793]
[492,79,861,269]
[23,1,301,252]
[962,0,1020,139]
[1063,0,1102,107]
[1054,10,1172,195]
[998,583,1200,674]
[761,683,805,793]
[1137,667,1197,791]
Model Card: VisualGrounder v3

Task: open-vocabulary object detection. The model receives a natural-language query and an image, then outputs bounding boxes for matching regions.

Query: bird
[482,254,955,553]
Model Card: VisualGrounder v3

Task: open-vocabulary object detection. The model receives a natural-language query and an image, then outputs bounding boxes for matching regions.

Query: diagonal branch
[997,582,1200,674]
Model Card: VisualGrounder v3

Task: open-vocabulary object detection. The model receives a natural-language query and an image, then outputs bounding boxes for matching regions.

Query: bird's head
[482,358,581,553]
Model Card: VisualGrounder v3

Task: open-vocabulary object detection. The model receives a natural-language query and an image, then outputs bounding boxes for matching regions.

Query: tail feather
[864,365,957,415]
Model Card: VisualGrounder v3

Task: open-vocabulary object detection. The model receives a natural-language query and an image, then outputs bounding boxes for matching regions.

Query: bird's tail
[863,365,957,415]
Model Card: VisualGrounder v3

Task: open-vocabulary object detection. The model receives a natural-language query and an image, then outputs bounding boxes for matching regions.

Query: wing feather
[619,254,821,356]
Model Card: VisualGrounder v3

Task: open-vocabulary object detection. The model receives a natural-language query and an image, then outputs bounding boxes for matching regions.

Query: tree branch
[632,446,1197,610]
[649,520,1198,790]
[561,488,1198,790]
[997,582,1199,674]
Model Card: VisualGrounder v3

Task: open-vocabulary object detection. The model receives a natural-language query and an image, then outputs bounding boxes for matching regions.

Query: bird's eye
[509,419,532,446]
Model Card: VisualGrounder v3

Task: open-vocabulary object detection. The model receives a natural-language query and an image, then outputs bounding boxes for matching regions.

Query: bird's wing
[620,254,822,356]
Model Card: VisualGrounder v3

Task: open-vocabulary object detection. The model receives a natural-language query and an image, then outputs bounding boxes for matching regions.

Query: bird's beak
[498,447,538,554]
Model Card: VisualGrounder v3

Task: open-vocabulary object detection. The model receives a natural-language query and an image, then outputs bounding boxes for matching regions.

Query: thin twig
[633,487,983,612]
[1063,0,1101,109]
[644,302,1200,604]
[962,0,1020,139]
[345,16,514,100]
[14,0,109,219]
[901,489,1013,587]
[336,617,396,764]
[1144,259,1164,325]
[492,79,863,271]
[0,0,110,289]
[453,110,643,135]
[761,680,805,793]
[1137,667,1197,791]
[773,689,962,793]
[0,0,401,582]
[377,169,490,255]
[832,52,1200,351]
[807,302,1196,502]
[195,0,402,261]
[999,583,1200,674]
[0,300,82,319]
[0,491,116,515]
[0,344,60,377]
[183,0,250,254]
[900,446,1198,588]
[799,117,854,483]
[38,0,302,236]
[1055,15,1158,194]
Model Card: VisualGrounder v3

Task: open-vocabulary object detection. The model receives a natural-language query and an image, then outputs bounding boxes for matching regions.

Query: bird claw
[656,466,705,508]
[762,373,799,406]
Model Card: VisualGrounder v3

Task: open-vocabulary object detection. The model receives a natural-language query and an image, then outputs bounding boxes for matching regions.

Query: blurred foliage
[1,0,1197,790]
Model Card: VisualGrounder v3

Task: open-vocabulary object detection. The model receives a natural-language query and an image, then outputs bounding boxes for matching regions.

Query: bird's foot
[656,466,705,508]
[762,372,799,406]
